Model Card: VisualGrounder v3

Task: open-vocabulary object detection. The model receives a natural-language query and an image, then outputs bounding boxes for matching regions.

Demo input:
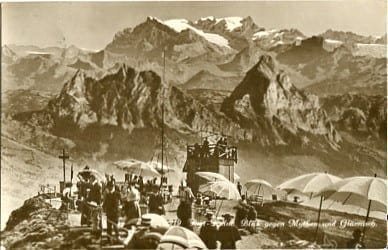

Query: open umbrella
[196,172,228,182]
[148,161,175,174]
[199,180,241,217]
[244,179,274,200]
[199,180,241,200]
[277,172,342,238]
[318,174,386,239]
[114,161,161,177]
[77,167,104,182]
[158,226,207,249]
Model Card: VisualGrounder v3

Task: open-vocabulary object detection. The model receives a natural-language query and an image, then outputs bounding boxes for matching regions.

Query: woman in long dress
[124,183,141,226]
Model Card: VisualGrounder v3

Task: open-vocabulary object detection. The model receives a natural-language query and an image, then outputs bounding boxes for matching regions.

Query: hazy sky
[2,1,387,51]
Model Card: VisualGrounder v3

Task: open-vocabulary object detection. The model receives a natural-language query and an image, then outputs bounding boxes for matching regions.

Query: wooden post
[59,149,69,184]
[315,195,324,242]
[362,199,372,240]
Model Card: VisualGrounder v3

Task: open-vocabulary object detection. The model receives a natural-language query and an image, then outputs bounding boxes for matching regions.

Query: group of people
[77,168,102,236]
[76,169,166,243]
[199,212,242,249]
[126,174,162,193]
[233,196,257,231]
[176,180,244,249]
[190,137,237,161]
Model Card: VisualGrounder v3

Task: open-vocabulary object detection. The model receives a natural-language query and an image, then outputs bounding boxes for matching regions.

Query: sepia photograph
[1,1,387,249]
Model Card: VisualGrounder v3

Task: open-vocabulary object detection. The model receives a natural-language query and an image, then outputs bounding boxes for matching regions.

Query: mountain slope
[181,70,240,90]
[221,55,341,147]
[276,37,387,95]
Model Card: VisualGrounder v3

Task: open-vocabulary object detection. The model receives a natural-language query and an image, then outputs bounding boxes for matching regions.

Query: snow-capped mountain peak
[161,18,231,48]
[215,17,244,31]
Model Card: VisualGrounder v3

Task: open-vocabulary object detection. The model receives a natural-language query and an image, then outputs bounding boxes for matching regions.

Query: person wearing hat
[127,215,163,249]
[346,229,365,248]
[199,212,218,249]
[217,213,241,249]
[103,180,121,243]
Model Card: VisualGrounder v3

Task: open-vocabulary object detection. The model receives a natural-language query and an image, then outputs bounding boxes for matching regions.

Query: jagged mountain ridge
[106,17,234,61]
[193,16,261,50]
[221,55,340,147]
[275,36,387,95]
[19,56,343,150]
[36,65,247,141]
[321,94,387,141]
[320,29,385,44]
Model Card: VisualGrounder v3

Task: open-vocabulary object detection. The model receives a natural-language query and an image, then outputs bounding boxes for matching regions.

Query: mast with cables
[160,48,166,188]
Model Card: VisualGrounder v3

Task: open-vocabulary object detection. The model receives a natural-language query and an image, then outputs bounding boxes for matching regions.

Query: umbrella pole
[314,195,324,242]
[362,199,372,240]
[215,199,224,218]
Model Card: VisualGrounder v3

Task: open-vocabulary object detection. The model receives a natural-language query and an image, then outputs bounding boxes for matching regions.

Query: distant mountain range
[2,16,386,182]
[3,16,386,94]
[12,54,385,172]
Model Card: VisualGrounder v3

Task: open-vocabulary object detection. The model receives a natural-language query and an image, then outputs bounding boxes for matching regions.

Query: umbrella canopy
[234,173,240,181]
[148,161,175,174]
[245,179,273,191]
[277,172,342,194]
[77,167,104,182]
[244,179,274,198]
[277,172,342,240]
[318,175,386,239]
[114,161,161,177]
[319,176,386,209]
[196,172,228,182]
[199,180,241,200]
[159,226,207,249]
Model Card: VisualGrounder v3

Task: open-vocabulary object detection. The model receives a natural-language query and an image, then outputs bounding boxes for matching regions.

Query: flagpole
[160,49,165,188]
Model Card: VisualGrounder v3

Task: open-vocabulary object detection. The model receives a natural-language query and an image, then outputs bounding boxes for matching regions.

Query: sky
[2,0,387,51]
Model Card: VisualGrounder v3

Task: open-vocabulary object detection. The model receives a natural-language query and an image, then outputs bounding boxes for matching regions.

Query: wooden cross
[59,149,69,183]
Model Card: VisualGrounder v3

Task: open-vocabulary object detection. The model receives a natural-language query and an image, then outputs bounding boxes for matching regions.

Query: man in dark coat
[103,180,121,242]
[234,203,248,228]
[148,191,165,215]
[199,212,218,249]
[87,175,102,237]
[217,213,241,249]
[237,182,242,196]
[88,175,102,205]
[346,229,365,249]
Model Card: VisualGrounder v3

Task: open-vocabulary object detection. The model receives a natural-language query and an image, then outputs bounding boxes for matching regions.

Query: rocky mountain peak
[221,55,341,146]
[41,65,248,140]
[255,54,278,80]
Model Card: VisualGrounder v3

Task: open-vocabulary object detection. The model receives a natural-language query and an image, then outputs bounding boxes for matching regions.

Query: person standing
[346,229,365,249]
[199,212,218,249]
[138,176,144,194]
[124,182,141,225]
[148,191,165,215]
[202,138,210,158]
[217,213,241,249]
[103,180,121,243]
[236,182,242,196]
[87,175,102,237]
[177,180,194,229]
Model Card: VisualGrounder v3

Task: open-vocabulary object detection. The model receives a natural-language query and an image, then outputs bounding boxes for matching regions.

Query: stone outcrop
[221,55,341,147]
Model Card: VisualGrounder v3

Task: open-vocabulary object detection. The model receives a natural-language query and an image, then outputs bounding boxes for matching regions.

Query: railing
[187,143,237,162]
[39,184,57,196]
